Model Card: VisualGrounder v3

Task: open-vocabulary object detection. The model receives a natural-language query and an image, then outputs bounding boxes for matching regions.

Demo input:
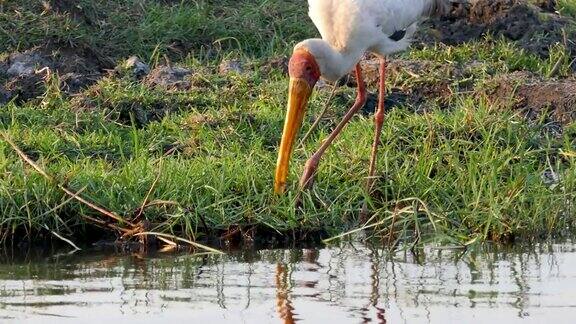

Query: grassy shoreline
[1,0,575,248]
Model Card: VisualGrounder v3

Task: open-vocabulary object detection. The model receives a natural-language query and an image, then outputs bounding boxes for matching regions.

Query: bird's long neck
[297,39,364,83]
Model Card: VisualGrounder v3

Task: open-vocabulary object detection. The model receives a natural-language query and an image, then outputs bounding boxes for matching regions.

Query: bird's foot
[299,156,319,190]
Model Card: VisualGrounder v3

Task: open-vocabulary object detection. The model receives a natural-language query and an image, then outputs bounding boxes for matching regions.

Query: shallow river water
[1,241,576,323]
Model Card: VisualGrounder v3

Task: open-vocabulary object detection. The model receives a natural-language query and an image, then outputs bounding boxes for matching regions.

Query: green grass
[0,0,312,60]
[2,56,575,245]
[558,0,576,17]
[0,0,575,247]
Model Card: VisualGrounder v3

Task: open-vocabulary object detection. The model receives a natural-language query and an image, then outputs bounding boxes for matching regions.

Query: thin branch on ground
[3,132,134,230]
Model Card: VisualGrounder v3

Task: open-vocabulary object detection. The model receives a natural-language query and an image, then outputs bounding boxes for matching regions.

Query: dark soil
[4,73,47,103]
[419,0,576,60]
[484,71,576,126]
[0,43,113,103]
[349,57,576,129]
[0,86,10,104]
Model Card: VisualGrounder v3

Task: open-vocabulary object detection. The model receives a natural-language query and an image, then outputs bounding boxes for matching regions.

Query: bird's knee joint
[307,155,320,167]
[375,112,385,124]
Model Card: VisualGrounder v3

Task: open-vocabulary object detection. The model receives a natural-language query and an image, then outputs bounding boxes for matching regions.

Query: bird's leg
[365,58,387,193]
[299,63,367,189]
[359,59,388,222]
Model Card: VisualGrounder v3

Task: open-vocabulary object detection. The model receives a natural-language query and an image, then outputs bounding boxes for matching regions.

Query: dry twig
[2,133,223,254]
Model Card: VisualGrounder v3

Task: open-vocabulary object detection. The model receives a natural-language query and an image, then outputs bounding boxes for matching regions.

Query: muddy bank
[8,220,328,253]
[419,0,576,61]
[484,71,576,127]
[346,56,576,128]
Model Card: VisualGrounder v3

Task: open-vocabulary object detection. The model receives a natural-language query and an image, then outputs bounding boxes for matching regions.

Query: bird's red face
[274,49,320,194]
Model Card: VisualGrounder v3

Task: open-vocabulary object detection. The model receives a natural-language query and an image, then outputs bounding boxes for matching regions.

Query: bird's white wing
[308,0,448,48]
[307,0,448,56]
[370,0,449,35]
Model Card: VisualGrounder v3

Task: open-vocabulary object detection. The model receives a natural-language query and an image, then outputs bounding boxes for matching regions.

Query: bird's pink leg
[366,58,387,194]
[299,63,367,189]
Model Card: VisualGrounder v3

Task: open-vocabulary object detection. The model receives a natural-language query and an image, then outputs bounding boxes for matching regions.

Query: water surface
[1,242,576,323]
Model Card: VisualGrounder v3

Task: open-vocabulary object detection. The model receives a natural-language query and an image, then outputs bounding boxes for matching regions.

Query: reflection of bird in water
[274,0,450,194]
[356,247,387,323]
[275,263,296,324]
[369,248,387,324]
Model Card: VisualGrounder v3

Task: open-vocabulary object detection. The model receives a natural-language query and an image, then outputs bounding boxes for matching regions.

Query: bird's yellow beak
[274,77,313,194]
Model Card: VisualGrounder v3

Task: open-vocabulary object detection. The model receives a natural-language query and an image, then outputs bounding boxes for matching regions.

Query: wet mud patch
[420,0,576,60]
[483,71,576,128]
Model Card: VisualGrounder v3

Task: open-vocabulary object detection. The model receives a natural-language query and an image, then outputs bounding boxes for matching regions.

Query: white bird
[274,0,449,194]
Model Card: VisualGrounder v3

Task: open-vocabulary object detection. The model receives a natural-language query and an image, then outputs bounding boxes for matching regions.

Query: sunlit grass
[0,0,313,59]
[0,0,575,246]
[1,56,575,245]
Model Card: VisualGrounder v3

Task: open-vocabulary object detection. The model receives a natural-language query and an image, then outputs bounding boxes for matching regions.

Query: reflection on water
[1,242,576,323]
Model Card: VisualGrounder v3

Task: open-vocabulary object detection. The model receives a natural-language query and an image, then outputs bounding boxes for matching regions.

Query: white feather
[300,0,448,81]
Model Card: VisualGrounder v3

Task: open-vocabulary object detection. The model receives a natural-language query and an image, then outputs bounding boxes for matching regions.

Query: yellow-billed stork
[274,0,449,194]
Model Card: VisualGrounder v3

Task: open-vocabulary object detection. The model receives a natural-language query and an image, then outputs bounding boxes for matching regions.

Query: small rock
[219,59,244,75]
[7,52,50,77]
[7,62,35,77]
[145,65,192,90]
[125,56,150,78]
